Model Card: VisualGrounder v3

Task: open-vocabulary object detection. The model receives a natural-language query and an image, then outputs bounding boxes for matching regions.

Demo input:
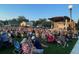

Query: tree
[31,20,36,26]
[42,21,51,28]
[3,20,8,25]
[0,20,4,26]
[35,18,46,26]
[17,16,29,24]
[31,18,51,28]
[9,18,19,26]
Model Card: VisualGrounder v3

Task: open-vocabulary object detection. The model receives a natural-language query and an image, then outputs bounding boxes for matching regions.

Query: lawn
[44,38,78,54]
[0,38,78,54]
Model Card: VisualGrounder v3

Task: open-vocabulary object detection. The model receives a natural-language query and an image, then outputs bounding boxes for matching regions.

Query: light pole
[68,5,72,23]
[68,5,74,36]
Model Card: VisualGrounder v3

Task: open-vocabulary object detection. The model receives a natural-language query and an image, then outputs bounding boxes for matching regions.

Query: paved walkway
[71,36,79,54]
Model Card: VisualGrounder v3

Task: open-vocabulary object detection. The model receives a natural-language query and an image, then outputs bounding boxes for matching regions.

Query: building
[49,16,76,33]
[20,21,27,27]
[20,21,33,27]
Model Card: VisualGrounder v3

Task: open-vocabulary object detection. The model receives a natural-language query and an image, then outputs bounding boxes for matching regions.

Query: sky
[0,4,79,22]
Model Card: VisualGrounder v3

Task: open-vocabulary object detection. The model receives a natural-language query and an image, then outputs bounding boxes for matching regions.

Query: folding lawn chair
[13,40,21,54]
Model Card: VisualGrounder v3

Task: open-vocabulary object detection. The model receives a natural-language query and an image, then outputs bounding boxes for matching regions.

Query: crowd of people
[0,26,77,54]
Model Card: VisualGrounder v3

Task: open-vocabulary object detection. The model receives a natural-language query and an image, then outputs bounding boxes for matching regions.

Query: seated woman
[21,41,31,54]
[41,31,47,41]
[21,38,33,54]
[46,32,55,43]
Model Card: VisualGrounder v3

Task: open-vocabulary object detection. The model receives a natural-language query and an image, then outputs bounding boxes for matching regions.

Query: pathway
[71,36,79,54]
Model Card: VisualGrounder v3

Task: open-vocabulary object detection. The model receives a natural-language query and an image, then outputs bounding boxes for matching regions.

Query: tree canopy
[0,16,29,26]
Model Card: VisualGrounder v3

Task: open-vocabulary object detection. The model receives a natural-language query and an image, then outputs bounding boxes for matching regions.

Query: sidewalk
[71,36,79,54]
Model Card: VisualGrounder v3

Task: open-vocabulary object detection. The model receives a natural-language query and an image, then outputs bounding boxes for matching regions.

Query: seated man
[1,31,10,48]
[32,37,48,54]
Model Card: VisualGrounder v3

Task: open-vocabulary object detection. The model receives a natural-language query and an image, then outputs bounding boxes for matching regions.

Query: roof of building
[48,16,73,22]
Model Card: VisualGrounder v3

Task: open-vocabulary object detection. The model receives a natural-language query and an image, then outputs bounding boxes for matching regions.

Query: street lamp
[68,5,74,35]
[68,5,73,23]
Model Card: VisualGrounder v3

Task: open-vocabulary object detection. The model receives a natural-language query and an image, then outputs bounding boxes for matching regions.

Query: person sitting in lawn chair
[1,31,10,48]
[46,32,55,43]
[13,40,21,54]
[56,32,68,48]
[66,33,72,41]
[7,31,13,44]
[41,30,48,42]
[21,41,31,54]
[21,38,33,54]
[32,33,48,54]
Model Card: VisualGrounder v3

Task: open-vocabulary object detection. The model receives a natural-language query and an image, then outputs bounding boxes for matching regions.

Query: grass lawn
[44,38,78,54]
[0,38,78,54]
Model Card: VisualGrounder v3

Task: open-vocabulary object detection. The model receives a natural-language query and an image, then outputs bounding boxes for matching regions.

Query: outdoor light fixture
[68,5,73,9]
